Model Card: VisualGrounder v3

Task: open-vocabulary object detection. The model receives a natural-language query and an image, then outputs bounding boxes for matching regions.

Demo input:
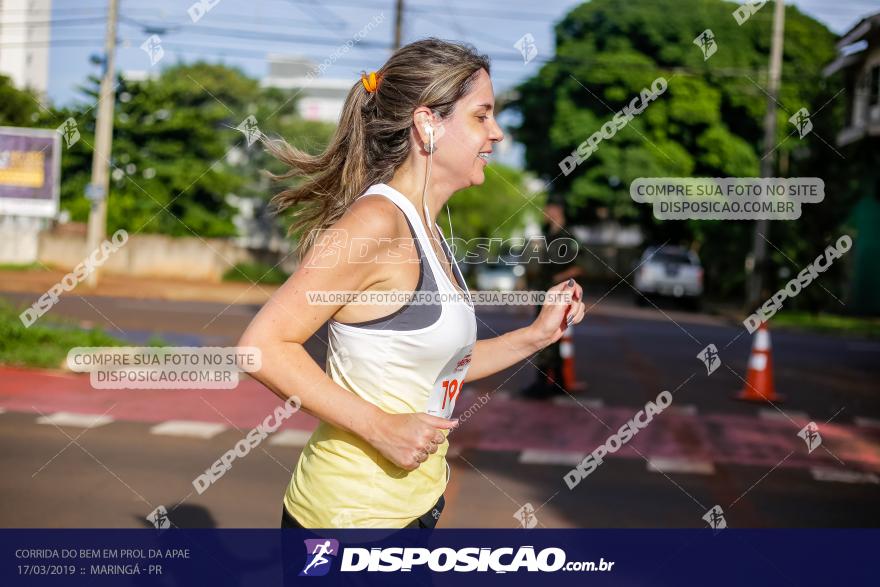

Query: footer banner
[2,529,876,586]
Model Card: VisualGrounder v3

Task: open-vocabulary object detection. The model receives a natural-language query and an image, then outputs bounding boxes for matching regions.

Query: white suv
[633,245,703,309]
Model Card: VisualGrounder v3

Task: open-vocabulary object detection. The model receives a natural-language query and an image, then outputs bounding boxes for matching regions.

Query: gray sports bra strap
[333,196,442,331]
[438,234,467,292]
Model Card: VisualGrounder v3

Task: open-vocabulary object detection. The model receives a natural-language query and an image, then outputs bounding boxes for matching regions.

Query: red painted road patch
[2,367,879,474]
[0,367,317,431]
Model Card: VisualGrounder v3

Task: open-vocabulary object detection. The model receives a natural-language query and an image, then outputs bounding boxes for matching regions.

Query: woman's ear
[412,106,436,146]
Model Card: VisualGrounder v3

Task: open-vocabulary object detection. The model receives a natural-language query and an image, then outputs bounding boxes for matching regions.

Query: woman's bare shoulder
[333,194,409,241]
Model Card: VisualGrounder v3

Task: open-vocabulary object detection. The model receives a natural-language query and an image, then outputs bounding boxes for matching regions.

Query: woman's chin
[470,166,487,185]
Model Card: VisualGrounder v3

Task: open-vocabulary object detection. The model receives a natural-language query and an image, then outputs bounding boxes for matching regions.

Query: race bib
[425,344,474,419]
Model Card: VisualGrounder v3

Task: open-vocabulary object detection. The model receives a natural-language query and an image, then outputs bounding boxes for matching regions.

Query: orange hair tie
[360,70,380,93]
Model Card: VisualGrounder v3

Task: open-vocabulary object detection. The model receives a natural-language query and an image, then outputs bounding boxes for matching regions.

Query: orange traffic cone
[735,322,783,403]
[559,324,588,392]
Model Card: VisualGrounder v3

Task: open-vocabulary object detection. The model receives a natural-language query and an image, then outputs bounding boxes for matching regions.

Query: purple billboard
[0,126,61,217]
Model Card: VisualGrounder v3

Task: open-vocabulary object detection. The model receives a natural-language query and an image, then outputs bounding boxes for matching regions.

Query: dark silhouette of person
[522,201,584,399]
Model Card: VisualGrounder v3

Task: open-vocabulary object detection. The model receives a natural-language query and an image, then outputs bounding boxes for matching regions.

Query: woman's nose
[491,120,504,143]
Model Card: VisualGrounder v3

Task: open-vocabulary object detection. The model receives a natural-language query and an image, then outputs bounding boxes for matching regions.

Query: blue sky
[41,0,879,108]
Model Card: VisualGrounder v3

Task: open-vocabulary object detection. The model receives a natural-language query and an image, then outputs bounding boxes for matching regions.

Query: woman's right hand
[528,278,584,349]
[367,411,459,471]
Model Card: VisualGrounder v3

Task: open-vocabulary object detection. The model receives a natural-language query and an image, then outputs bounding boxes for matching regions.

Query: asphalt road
[2,290,879,528]
[2,410,878,529]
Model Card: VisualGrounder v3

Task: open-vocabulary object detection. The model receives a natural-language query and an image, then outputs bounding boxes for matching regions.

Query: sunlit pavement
[2,291,879,528]
[2,409,878,529]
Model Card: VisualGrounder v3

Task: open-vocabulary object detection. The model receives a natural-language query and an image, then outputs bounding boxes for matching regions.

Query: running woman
[239,38,586,529]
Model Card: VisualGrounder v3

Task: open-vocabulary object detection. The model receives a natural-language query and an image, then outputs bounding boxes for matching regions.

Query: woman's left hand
[528,278,585,350]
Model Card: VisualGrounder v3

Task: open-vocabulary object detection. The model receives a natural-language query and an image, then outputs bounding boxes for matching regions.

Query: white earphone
[420,115,455,247]
[424,123,435,154]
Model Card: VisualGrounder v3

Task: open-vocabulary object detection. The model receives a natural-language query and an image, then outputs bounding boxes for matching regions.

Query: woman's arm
[463,278,585,383]
[238,197,457,471]
[463,326,544,383]
[240,330,386,444]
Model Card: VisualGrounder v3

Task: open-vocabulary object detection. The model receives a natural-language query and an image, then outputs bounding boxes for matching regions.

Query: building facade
[824,12,880,315]
[0,0,52,98]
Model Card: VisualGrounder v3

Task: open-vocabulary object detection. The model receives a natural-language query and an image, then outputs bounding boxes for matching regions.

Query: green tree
[445,164,543,246]
[0,74,43,126]
[512,0,844,301]
[35,62,333,238]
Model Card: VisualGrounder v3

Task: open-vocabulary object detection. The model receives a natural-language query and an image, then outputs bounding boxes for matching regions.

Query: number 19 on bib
[426,345,473,419]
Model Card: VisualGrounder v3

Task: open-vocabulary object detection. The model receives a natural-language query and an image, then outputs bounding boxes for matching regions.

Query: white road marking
[810,467,880,485]
[552,396,604,409]
[758,409,809,422]
[647,457,715,475]
[519,449,584,466]
[36,412,114,429]
[854,417,880,429]
[268,429,313,447]
[149,420,226,439]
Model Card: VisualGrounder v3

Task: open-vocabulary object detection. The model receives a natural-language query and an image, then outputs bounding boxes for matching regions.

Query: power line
[0,4,106,14]
[119,8,359,34]
[0,3,716,69]
[283,0,350,32]
[117,16,395,51]
[303,0,569,21]
[0,36,537,83]
[0,16,108,28]
[2,34,808,81]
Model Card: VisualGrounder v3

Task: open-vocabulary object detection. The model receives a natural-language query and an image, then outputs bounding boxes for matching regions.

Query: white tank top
[284,182,478,528]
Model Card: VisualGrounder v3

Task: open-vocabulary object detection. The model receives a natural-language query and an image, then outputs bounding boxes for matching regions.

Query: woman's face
[431,68,504,189]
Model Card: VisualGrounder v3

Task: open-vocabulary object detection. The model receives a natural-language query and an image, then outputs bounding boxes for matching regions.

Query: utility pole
[393,0,404,50]
[746,0,786,308]
[84,0,119,288]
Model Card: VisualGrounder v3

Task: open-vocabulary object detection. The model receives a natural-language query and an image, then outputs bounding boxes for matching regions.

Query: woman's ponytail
[262,38,490,260]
